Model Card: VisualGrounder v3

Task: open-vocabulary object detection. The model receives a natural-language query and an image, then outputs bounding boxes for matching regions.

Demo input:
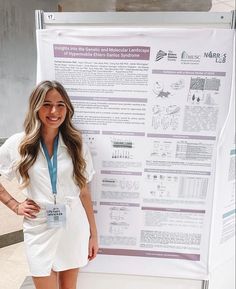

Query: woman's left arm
[80,184,99,261]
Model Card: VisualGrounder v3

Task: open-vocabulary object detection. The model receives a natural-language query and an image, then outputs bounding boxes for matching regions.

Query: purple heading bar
[101,170,142,176]
[98,248,200,261]
[142,207,205,214]
[54,44,150,60]
[152,69,226,76]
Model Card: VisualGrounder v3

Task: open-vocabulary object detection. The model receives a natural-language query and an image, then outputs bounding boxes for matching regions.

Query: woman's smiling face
[38,89,67,130]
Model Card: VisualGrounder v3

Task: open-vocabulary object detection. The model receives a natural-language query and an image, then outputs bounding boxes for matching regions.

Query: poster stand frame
[35,10,235,29]
[35,10,235,289]
[202,280,209,289]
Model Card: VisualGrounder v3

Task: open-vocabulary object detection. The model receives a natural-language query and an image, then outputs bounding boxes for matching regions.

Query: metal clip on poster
[35,10,235,289]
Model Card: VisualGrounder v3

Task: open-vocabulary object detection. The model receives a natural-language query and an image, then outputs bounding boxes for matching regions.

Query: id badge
[46,204,66,228]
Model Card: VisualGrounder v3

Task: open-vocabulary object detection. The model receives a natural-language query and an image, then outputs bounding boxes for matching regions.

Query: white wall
[58,0,212,11]
[0,0,58,137]
[0,0,58,241]
[0,177,24,236]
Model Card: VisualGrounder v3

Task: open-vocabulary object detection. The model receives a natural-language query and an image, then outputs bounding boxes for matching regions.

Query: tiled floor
[0,243,29,289]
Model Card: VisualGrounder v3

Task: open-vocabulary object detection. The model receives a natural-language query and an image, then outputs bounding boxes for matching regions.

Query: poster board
[35,11,235,287]
[208,62,235,273]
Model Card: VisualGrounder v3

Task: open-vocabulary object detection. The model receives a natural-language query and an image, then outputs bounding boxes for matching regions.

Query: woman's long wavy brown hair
[17,80,86,188]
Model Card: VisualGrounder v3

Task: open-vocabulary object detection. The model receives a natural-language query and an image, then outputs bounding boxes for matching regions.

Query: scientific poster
[36,28,234,279]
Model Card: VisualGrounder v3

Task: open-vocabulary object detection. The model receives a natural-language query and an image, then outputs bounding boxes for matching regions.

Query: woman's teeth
[47,117,59,121]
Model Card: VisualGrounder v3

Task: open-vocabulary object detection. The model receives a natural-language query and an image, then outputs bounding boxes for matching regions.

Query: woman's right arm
[0,182,40,218]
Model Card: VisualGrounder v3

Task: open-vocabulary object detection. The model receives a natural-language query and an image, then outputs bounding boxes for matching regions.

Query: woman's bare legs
[32,270,58,289]
[59,268,79,289]
[32,268,79,289]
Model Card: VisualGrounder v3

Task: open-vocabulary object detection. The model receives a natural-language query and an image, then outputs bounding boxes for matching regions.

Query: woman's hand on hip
[17,199,41,218]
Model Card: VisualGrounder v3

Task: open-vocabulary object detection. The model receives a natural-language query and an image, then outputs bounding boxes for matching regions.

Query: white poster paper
[208,70,235,272]
[36,28,234,279]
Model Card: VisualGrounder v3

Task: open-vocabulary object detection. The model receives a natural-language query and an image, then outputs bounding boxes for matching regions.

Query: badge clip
[53,193,57,205]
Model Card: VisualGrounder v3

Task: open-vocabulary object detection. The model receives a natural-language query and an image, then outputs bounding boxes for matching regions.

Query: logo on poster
[155,50,167,61]
[204,51,227,63]
[167,50,177,61]
[155,50,177,61]
[181,51,201,64]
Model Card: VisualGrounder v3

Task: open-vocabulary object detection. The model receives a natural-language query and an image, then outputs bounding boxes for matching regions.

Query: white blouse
[0,132,95,204]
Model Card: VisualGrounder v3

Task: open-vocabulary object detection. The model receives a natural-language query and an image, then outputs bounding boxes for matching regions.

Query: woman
[0,80,98,289]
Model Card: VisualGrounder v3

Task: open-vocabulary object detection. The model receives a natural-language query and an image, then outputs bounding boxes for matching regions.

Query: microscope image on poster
[188,77,221,106]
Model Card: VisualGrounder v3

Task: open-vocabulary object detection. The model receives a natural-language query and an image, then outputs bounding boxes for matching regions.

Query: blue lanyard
[41,135,59,204]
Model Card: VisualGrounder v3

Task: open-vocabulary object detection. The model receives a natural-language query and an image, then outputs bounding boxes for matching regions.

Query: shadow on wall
[58,0,212,12]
